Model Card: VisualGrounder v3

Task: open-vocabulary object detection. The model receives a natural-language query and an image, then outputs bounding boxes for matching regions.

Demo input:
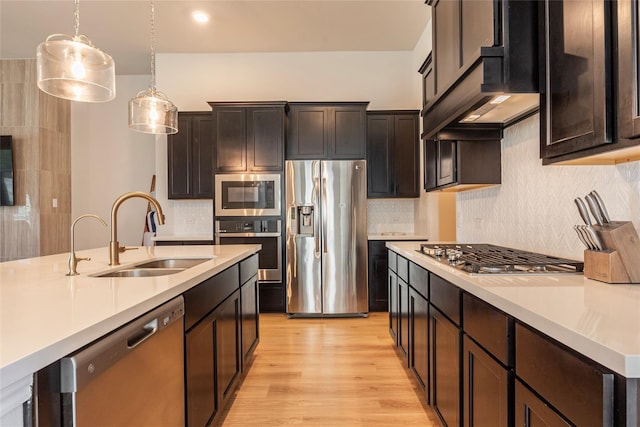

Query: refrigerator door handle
[313,161,321,256]
[322,177,328,254]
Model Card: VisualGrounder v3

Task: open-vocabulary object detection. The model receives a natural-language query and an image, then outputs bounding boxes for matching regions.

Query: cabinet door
[424,139,437,191]
[331,105,366,159]
[432,0,461,95]
[409,287,429,395]
[240,275,259,366]
[398,277,410,361]
[388,269,398,344]
[216,291,241,410]
[366,115,394,197]
[436,140,456,187]
[191,114,214,198]
[463,335,510,427]
[430,306,461,427]
[540,0,613,159]
[214,108,247,172]
[394,114,420,197]
[617,0,640,139]
[168,114,192,199]
[368,240,389,311]
[185,312,217,427]
[247,107,284,171]
[515,380,571,427]
[286,105,328,159]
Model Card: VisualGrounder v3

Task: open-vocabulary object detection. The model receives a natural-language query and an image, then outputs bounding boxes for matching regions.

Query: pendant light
[36,0,116,103]
[128,0,178,135]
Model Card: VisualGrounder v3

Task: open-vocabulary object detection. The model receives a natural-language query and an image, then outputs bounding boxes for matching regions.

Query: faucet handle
[119,246,140,253]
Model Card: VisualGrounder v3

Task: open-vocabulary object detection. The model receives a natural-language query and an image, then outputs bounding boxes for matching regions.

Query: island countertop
[387,241,640,378]
[0,244,260,387]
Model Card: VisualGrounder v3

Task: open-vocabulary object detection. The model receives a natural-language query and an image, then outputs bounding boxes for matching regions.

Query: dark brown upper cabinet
[422,0,539,139]
[209,102,287,172]
[541,0,640,164]
[286,102,368,160]
[366,111,420,199]
[423,127,502,192]
[539,0,614,162]
[168,112,214,199]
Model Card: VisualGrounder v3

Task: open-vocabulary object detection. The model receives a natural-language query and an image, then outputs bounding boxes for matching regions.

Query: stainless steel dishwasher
[39,296,185,426]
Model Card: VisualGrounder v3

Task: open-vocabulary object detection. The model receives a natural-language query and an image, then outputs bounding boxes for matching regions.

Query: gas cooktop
[417,243,584,275]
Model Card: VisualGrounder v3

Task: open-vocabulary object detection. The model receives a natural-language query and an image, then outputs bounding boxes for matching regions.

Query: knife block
[586,221,640,284]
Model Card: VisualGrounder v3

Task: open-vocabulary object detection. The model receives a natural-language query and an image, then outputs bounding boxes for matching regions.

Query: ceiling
[0,0,430,75]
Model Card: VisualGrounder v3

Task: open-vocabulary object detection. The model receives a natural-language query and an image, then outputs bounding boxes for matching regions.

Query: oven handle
[217,232,281,238]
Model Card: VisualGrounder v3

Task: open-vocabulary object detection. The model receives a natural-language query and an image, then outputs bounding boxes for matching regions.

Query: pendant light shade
[36,1,116,102]
[129,89,178,134]
[128,0,178,135]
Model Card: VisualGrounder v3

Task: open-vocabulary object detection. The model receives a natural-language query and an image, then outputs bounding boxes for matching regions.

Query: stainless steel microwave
[214,173,281,217]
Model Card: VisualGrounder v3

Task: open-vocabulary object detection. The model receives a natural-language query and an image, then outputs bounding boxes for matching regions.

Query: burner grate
[418,243,584,274]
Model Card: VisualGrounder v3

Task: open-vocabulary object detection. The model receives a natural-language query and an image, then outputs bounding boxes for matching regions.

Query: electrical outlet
[185,218,195,224]
[52,198,58,208]
[391,216,401,223]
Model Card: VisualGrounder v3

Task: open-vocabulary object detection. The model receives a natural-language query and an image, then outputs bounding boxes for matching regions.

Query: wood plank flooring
[217,312,440,426]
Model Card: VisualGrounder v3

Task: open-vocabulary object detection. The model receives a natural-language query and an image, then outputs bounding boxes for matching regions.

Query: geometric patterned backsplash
[457,114,640,260]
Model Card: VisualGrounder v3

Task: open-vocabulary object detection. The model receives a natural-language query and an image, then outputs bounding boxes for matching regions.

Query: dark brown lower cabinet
[185,310,217,427]
[409,287,429,394]
[388,269,398,344]
[398,276,409,360]
[216,291,241,411]
[240,274,259,366]
[515,380,571,427]
[430,306,461,427]
[463,335,510,427]
[368,240,389,312]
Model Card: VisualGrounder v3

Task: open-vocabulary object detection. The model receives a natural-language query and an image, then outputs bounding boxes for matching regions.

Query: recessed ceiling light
[192,10,209,23]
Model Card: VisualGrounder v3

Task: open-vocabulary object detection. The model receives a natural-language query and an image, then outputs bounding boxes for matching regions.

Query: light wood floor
[218,312,440,426]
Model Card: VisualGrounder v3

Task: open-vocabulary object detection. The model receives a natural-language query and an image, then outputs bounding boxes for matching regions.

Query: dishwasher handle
[60,296,184,393]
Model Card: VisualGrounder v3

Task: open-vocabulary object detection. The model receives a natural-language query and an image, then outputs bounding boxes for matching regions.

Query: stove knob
[434,248,444,259]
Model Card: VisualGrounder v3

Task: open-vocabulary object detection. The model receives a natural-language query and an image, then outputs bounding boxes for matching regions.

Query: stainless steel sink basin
[96,268,186,278]
[135,258,211,269]
[92,257,213,278]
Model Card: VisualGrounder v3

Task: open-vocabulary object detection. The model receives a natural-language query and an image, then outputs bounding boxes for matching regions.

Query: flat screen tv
[0,135,15,206]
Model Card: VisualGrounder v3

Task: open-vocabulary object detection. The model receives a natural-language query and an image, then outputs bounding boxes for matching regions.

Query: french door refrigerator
[285,160,368,316]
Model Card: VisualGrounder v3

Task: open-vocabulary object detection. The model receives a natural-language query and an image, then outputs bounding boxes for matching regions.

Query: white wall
[457,114,640,260]
[72,75,157,250]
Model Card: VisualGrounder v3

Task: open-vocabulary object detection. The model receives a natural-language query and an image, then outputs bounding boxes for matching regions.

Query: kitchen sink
[91,257,213,278]
[135,258,211,269]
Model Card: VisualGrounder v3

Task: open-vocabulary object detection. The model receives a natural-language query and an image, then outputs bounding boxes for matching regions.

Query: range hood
[421,0,540,139]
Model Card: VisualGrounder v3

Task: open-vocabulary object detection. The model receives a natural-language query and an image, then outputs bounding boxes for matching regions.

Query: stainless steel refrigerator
[285,160,368,316]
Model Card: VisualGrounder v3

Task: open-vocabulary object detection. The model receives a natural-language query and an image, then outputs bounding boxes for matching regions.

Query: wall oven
[215,173,281,217]
[215,219,282,283]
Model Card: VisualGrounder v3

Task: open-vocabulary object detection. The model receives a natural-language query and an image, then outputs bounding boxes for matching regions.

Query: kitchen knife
[574,225,593,250]
[584,225,604,251]
[578,225,598,251]
[584,194,604,227]
[574,198,591,225]
[590,190,611,224]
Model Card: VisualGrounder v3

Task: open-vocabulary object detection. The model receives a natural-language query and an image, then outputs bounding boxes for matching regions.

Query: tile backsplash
[367,199,416,234]
[457,114,640,260]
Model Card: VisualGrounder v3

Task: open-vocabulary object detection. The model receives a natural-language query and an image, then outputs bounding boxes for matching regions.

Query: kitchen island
[387,241,640,426]
[0,244,260,425]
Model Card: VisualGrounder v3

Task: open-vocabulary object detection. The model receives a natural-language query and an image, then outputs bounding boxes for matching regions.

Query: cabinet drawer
[184,265,239,331]
[515,323,614,427]
[429,273,461,326]
[388,250,398,272]
[463,293,513,367]
[409,262,428,299]
[397,256,409,283]
[240,254,259,285]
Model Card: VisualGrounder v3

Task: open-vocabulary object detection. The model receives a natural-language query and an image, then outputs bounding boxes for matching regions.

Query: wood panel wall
[0,59,71,261]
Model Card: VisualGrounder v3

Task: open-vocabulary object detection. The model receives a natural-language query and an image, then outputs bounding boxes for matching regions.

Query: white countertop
[368,233,430,241]
[387,241,640,378]
[0,244,260,387]
[152,234,214,241]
